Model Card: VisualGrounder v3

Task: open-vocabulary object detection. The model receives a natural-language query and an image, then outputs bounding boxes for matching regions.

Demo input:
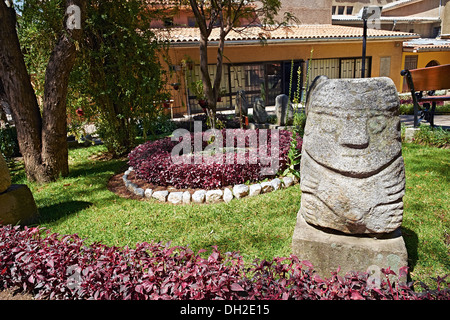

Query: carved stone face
[299,77,405,234]
[303,77,402,177]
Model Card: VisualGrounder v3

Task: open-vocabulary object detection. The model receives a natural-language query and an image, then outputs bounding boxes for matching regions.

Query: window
[346,6,353,15]
[426,60,440,67]
[265,63,282,105]
[188,61,304,112]
[402,55,418,92]
[404,55,418,70]
[332,6,336,15]
[308,57,372,86]
[309,58,340,84]
[379,57,391,77]
[338,6,345,15]
[433,27,441,38]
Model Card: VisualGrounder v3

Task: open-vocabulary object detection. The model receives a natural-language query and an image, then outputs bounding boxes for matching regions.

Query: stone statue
[299,76,405,234]
[235,90,248,117]
[253,97,268,124]
[0,154,39,226]
[275,94,293,126]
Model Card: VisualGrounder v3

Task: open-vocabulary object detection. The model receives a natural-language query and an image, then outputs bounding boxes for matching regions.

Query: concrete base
[292,213,408,282]
[404,127,419,142]
[0,184,39,226]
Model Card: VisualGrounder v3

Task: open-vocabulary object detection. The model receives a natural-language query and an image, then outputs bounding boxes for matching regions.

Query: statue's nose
[338,118,369,149]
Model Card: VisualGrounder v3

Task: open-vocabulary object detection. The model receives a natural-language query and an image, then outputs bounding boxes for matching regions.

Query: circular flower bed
[128,129,302,190]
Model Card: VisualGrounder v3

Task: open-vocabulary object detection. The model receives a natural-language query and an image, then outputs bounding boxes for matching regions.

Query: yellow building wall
[163,39,406,115]
[401,51,450,91]
[402,51,450,69]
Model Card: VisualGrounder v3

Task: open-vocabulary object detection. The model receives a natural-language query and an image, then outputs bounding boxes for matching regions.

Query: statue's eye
[368,115,387,134]
[319,114,338,133]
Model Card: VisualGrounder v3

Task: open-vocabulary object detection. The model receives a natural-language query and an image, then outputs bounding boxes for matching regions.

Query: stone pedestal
[404,127,419,142]
[292,214,408,281]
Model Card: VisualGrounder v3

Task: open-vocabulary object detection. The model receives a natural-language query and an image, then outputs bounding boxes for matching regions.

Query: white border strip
[122,167,299,204]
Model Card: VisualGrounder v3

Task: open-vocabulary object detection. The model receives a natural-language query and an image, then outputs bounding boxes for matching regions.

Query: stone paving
[399,114,450,130]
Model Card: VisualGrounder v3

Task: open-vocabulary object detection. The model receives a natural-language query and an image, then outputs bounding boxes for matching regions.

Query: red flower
[76,108,84,117]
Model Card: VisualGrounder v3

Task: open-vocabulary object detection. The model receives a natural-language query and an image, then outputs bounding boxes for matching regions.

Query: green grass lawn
[9,142,450,287]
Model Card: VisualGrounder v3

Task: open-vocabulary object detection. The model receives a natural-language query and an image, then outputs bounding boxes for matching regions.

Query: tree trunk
[199,32,229,130]
[0,0,86,183]
[0,1,45,181]
[42,0,85,178]
[209,29,227,130]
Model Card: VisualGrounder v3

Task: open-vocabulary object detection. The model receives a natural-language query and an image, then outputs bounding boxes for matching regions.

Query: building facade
[149,1,448,116]
[157,25,417,116]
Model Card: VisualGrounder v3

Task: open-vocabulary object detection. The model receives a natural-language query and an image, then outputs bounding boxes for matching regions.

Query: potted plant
[181,55,194,71]
[189,80,207,106]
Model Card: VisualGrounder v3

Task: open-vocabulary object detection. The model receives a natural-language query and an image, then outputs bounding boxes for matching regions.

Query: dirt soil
[0,288,34,300]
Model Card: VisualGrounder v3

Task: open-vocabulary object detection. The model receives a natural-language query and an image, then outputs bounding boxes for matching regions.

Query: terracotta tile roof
[332,15,440,22]
[155,24,418,44]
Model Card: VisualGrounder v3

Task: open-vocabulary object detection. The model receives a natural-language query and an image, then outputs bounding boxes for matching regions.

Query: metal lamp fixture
[358,6,383,78]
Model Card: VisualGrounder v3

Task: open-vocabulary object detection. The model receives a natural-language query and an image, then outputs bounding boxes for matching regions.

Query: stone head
[303,76,402,177]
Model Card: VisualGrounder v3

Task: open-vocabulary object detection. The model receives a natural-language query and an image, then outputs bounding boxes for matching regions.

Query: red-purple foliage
[1,226,448,300]
[128,129,302,190]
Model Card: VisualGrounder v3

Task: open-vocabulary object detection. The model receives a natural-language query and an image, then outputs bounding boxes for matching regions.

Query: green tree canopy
[71,0,168,157]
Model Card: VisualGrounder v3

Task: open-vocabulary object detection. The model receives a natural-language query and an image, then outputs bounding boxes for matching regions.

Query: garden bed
[3,143,449,298]
[1,225,448,300]
[123,129,302,204]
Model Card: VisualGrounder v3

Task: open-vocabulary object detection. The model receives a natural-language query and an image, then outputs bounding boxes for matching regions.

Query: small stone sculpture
[235,90,248,117]
[253,98,268,124]
[299,76,405,234]
[0,154,39,226]
[275,94,293,126]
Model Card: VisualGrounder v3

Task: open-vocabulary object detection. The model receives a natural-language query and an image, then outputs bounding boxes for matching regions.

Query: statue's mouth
[305,149,403,179]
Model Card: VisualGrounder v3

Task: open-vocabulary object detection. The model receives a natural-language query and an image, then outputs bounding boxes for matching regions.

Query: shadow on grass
[68,158,127,179]
[401,226,419,273]
[37,201,93,225]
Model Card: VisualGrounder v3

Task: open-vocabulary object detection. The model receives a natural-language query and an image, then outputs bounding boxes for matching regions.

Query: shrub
[414,125,450,148]
[399,102,450,115]
[128,129,302,190]
[399,103,415,115]
[1,226,449,300]
[0,124,20,161]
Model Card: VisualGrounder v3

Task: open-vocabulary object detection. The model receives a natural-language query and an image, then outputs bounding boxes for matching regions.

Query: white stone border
[122,167,299,205]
